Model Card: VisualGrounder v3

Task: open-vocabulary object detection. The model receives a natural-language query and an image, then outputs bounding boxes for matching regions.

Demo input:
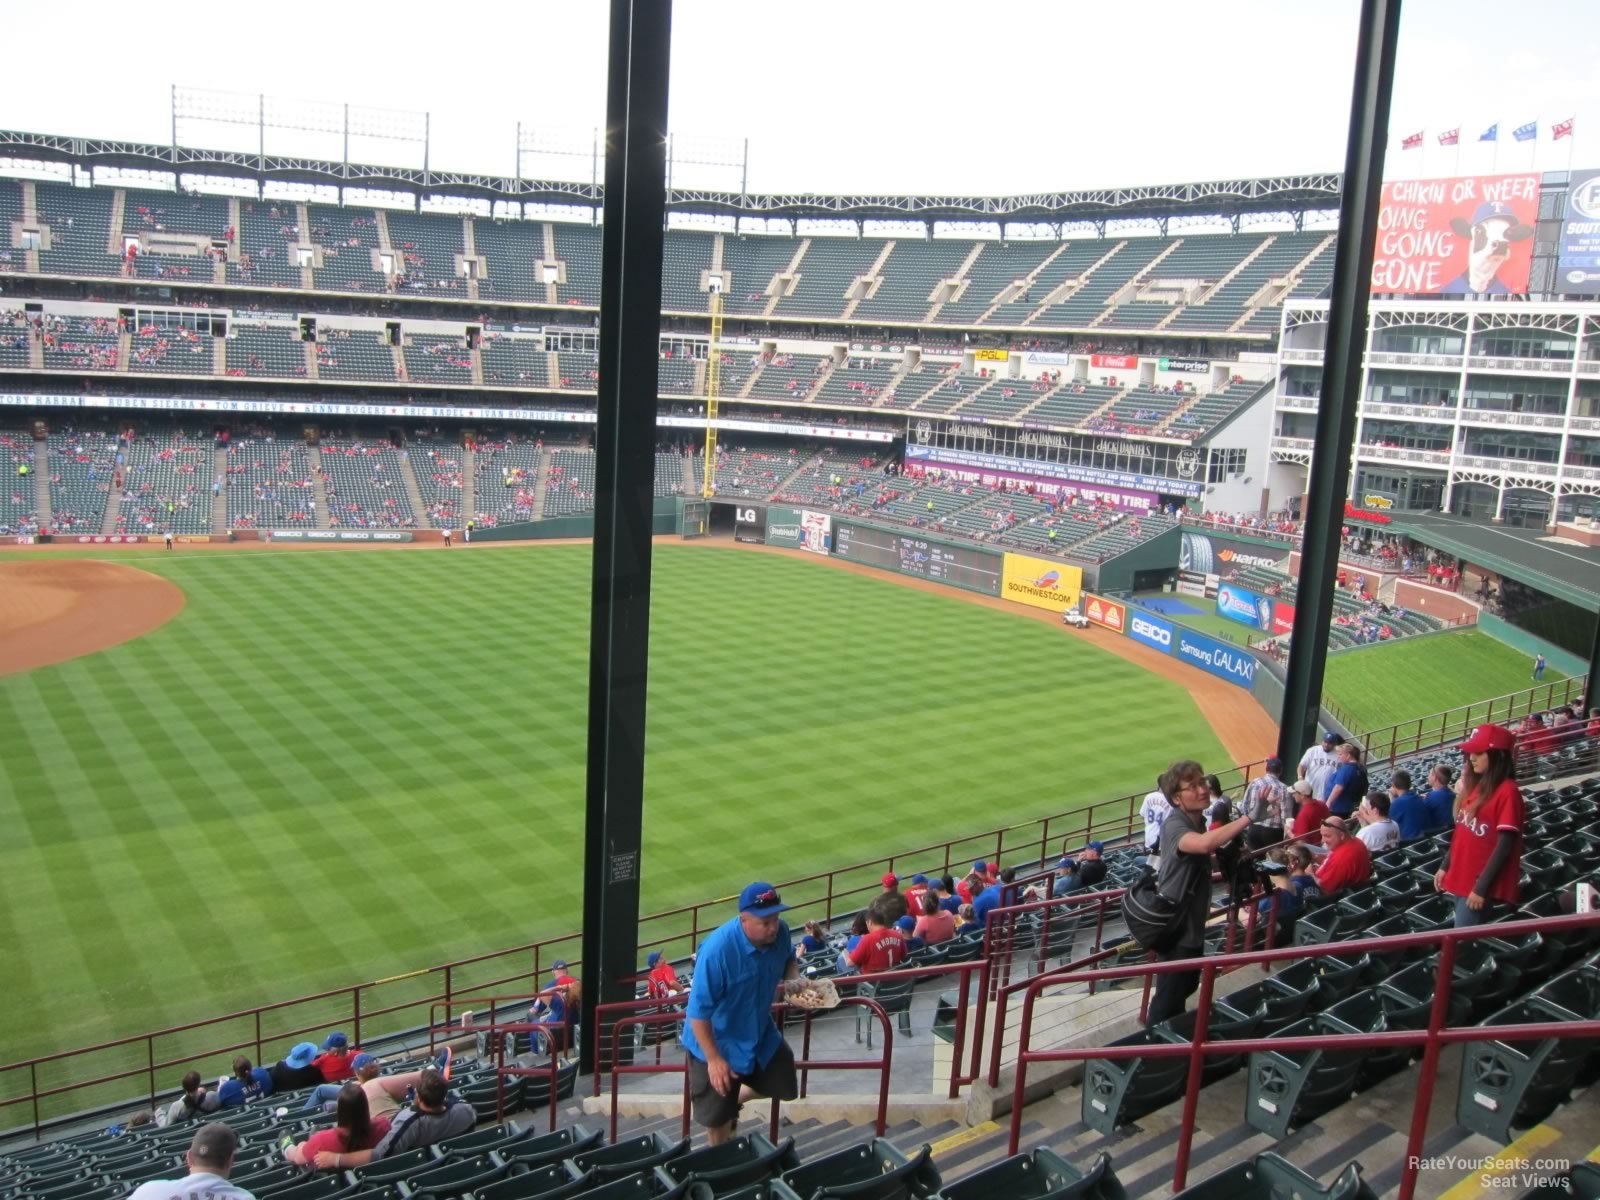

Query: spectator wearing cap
[313,1066,474,1171]
[128,1122,253,1200]
[646,951,683,1001]
[913,891,956,944]
[957,862,987,906]
[1289,781,1330,846]
[1053,843,1108,897]
[1313,817,1372,895]
[1325,743,1368,819]
[895,915,925,952]
[682,882,806,1146]
[1242,758,1290,852]
[1436,724,1526,927]
[269,1043,324,1094]
[934,875,962,914]
[1298,732,1342,802]
[1386,770,1426,841]
[303,1048,451,1115]
[1422,764,1456,833]
[216,1056,273,1108]
[903,873,930,914]
[313,1032,360,1083]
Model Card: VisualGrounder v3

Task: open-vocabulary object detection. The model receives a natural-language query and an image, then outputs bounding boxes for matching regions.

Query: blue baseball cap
[647,951,663,966]
[896,916,917,932]
[738,882,791,916]
[973,861,987,873]
[911,873,928,885]
[321,1032,348,1051]
[351,1053,379,1072]
[1087,841,1104,853]
[284,1042,318,1070]
[1057,858,1073,869]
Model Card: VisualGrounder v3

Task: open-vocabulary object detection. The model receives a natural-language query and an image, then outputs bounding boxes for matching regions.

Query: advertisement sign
[1372,174,1538,295]
[904,444,1202,499]
[765,506,804,548]
[800,510,832,555]
[1177,569,1220,599]
[1216,582,1274,632]
[1000,553,1084,614]
[1556,169,1600,293]
[74,534,144,543]
[973,348,1010,362]
[1361,490,1397,511]
[1343,501,1392,525]
[269,530,415,542]
[1090,354,1138,370]
[1180,531,1290,575]
[1083,594,1126,632]
[1128,610,1175,652]
[1272,600,1296,636]
[734,503,767,545]
[1022,351,1073,368]
[1158,357,1210,374]
[904,457,1156,512]
[1176,629,1257,689]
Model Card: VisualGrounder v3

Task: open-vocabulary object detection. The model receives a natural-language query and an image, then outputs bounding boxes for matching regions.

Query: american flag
[1438,128,1460,147]
[1401,131,1424,150]
[1554,117,1575,140]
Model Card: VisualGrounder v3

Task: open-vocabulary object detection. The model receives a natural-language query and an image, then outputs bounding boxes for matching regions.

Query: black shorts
[688,1040,798,1129]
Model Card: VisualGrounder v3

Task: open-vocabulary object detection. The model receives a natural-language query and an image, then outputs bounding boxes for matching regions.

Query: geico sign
[1131,617,1172,646]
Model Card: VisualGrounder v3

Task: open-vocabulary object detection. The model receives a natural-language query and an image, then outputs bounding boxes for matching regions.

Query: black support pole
[579,0,672,1075]
[1584,616,1600,715]
[1276,0,1403,768]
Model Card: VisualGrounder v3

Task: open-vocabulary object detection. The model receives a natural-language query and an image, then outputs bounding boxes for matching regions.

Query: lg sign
[1131,616,1171,647]
[736,507,759,523]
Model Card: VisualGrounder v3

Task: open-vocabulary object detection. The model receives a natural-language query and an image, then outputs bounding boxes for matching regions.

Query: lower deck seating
[544,449,597,516]
[709,446,803,499]
[409,437,465,526]
[224,436,315,529]
[118,429,213,535]
[474,437,543,526]
[46,428,119,533]
[0,428,38,534]
[320,439,417,528]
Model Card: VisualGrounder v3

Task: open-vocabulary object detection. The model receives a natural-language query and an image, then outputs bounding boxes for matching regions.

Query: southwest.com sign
[1000,553,1084,614]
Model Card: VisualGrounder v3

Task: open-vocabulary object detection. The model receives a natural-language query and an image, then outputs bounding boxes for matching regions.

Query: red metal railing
[1349,676,1587,764]
[1006,910,1600,1200]
[424,997,570,1131]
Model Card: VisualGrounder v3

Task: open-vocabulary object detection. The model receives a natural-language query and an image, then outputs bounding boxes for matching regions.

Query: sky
[0,0,1592,196]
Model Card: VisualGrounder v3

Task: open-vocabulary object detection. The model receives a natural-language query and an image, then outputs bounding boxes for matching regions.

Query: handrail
[1352,677,1588,764]
[1007,910,1600,1200]
[422,1001,569,1131]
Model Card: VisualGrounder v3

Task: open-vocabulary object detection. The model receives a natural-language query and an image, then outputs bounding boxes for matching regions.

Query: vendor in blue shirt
[1421,763,1457,832]
[682,882,807,1146]
[1386,769,1427,841]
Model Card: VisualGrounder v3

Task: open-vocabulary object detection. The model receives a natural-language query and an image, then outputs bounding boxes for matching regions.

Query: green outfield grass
[1322,629,1567,734]
[0,544,1227,1073]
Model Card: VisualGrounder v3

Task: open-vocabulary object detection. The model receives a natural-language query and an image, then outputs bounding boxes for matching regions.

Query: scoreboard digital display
[833,522,1002,596]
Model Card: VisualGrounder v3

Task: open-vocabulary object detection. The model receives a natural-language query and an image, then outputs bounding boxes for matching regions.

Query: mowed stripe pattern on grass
[1322,629,1567,734]
[0,544,1226,1069]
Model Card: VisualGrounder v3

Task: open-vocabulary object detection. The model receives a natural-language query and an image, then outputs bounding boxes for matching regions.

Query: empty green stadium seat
[855,978,915,1046]
[657,1133,801,1193]
[491,1124,603,1168]
[936,1149,1124,1200]
[352,1147,442,1186]
[780,1140,941,1200]
[1245,1013,1366,1138]
[258,1175,356,1200]
[573,1134,690,1183]
[1170,1153,1377,1200]
[470,1162,592,1200]
[1222,959,1322,1034]
[396,1152,506,1198]
[1456,991,1600,1143]
[1080,1028,1190,1134]
[1157,999,1260,1084]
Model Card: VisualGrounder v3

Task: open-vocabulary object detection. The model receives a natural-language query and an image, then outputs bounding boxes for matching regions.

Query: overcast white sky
[0,0,1592,195]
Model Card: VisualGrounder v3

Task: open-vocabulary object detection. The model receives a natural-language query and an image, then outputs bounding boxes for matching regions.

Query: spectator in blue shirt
[216,1056,273,1108]
[1422,764,1456,832]
[1387,769,1427,841]
[1257,846,1322,939]
[895,915,925,952]
[797,921,828,958]
[971,878,1004,930]
[935,875,962,914]
[835,912,869,975]
[682,882,807,1146]
[1325,743,1368,819]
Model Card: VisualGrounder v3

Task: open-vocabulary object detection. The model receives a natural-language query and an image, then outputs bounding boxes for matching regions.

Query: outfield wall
[473,499,683,542]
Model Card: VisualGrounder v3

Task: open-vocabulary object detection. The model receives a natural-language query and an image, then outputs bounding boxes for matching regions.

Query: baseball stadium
[3,7,1600,1199]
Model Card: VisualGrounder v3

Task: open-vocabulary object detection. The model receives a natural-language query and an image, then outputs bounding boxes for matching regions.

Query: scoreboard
[833,521,1002,596]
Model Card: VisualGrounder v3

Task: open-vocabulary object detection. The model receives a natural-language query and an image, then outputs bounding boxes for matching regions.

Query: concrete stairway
[1156,235,1277,331]
[99,476,123,535]
[306,446,331,529]
[461,445,477,525]
[531,449,552,517]
[979,242,1071,326]
[210,446,228,533]
[1020,241,1126,326]
[105,190,126,256]
[298,203,315,289]
[924,241,987,324]
[398,451,431,528]
[764,239,810,318]
[32,438,51,528]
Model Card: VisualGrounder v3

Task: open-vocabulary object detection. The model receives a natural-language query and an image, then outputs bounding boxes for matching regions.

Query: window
[1206,448,1246,483]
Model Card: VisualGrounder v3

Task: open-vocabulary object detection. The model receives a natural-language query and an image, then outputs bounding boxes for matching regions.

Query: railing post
[353,986,362,1050]
[147,1038,156,1114]
[1400,934,1457,1200]
[949,964,972,1097]
[254,1012,262,1064]
[31,1063,39,1143]
[1172,960,1217,1192]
